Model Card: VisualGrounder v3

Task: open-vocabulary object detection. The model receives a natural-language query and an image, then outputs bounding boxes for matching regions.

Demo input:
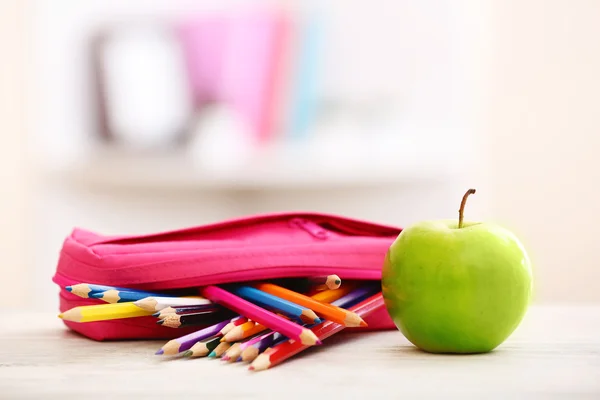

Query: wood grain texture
[0,305,599,399]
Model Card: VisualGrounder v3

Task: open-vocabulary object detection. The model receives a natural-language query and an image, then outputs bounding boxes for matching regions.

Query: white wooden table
[1,305,599,399]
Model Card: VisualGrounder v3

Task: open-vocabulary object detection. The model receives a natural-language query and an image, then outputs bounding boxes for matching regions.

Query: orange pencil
[310,282,358,303]
[254,282,367,327]
[219,316,248,336]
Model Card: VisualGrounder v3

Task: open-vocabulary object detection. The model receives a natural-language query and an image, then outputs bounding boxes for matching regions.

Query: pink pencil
[199,286,321,346]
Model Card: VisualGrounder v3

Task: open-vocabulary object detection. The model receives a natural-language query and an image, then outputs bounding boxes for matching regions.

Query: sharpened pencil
[254,282,367,328]
[184,335,222,358]
[157,310,234,328]
[208,342,231,358]
[240,331,283,363]
[155,319,231,356]
[135,296,212,312]
[250,292,385,371]
[308,274,342,290]
[230,285,322,324]
[219,316,248,335]
[200,285,321,346]
[153,304,222,319]
[59,302,153,322]
[65,283,143,299]
[221,343,242,362]
[222,321,267,342]
[90,289,173,303]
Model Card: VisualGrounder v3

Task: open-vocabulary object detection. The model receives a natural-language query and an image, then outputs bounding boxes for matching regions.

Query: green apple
[381,189,533,353]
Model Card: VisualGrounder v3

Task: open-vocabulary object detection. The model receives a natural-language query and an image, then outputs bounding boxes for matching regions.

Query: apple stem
[458,188,476,229]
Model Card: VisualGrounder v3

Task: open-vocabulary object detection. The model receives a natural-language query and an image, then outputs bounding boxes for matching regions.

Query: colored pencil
[237,330,275,354]
[157,310,234,328]
[219,316,248,335]
[240,331,282,363]
[254,282,367,327]
[183,336,222,358]
[310,282,358,303]
[250,292,385,371]
[65,283,150,299]
[221,343,243,362]
[91,289,174,303]
[135,296,212,312]
[153,304,222,319]
[230,285,321,324]
[208,342,231,358]
[199,285,321,346]
[308,274,342,290]
[155,319,231,356]
[58,302,153,322]
[222,321,267,342]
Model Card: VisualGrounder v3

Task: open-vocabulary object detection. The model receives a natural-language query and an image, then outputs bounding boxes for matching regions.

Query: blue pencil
[230,286,322,324]
[65,283,154,299]
[330,283,381,309]
[91,289,173,304]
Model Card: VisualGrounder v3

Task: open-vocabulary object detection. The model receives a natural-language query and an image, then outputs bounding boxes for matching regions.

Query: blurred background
[1,0,598,310]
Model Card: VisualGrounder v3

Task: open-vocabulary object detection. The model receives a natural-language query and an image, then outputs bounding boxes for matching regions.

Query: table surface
[1,305,599,399]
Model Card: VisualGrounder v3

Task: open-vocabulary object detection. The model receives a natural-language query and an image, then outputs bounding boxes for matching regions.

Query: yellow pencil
[58,302,153,322]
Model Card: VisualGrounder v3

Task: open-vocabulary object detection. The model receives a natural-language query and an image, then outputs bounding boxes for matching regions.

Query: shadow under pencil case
[52,211,402,341]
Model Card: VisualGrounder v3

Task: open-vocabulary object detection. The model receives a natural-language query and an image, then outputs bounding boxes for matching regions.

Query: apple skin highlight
[381,191,533,354]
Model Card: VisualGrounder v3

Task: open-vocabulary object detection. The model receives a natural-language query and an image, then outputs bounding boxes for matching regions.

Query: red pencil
[199,286,321,346]
[249,292,385,371]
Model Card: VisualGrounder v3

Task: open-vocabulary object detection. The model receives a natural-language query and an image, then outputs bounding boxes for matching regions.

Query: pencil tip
[316,339,322,345]
[359,320,368,327]
[156,320,164,325]
[248,366,255,371]
[155,349,164,355]
[152,312,160,317]
[335,279,341,285]
[57,313,63,319]
[65,286,72,292]
[182,351,192,357]
[208,351,216,358]
[90,293,102,298]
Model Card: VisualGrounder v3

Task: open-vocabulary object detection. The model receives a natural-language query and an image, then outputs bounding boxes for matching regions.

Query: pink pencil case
[52,211,402,341]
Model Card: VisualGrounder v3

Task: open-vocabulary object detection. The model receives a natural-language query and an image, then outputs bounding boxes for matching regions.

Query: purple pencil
[330,284,380,308]
[156,318,231,356]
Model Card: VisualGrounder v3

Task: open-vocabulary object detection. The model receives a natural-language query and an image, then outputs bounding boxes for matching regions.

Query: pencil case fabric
[52,211,402,340]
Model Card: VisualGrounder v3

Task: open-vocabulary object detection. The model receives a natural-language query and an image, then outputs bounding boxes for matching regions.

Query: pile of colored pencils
[59,275,386,371]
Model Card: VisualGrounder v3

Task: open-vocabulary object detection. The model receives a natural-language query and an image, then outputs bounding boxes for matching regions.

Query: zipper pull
[289,218,331,240]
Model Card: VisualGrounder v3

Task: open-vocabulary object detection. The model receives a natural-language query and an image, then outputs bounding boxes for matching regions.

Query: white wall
[0,1,31,307]
[484,0,600,303]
